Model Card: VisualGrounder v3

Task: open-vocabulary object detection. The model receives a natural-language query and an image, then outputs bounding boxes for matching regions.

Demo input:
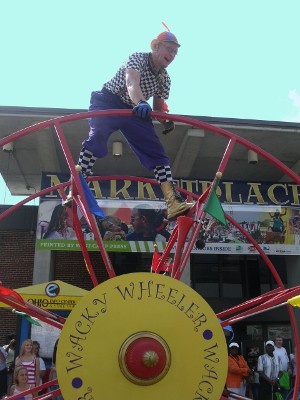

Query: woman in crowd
[15,339,39,389]
[226,342,253,399]
[10,366,36,399]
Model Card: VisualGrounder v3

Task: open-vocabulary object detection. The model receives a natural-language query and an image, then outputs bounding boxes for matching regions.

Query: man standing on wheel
[65,27,192,221]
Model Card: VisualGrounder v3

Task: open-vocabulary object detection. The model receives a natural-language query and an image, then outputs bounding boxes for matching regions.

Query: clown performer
[65,25,192,221]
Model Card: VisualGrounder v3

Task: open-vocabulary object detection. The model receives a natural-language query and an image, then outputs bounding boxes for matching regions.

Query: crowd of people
[225,336,297,400]
[0,333,298,399]
[0,336,62,399]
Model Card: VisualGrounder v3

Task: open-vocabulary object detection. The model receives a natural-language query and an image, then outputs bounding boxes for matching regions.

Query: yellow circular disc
[57,273,228,399]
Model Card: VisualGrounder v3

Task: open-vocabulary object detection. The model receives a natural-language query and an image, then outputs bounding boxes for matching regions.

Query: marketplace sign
[41,173,300,206]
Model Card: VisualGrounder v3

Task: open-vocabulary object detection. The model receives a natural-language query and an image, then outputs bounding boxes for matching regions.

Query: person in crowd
[251,365,261,400]
[245,346,261,400]
[126,204,170,241]
[3,334,16,395]
[287,348,300,400]
[226,342,253,399]
[64,28,192,221]
[273,336,292,397]
[273,336,292,373]
[0,346,7,398]
[43,204,74,239]
[257,340,282,400]
[48,339,63,400]
[15,339,39,389]
[289,346,297,389]
[10,366,36,399]
[32,341,46,389]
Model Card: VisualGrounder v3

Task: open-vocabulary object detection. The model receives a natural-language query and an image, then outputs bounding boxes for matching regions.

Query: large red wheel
[0,110,299,399]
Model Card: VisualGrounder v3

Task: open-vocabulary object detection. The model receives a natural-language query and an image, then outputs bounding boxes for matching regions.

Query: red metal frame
[1,110,299,399]
[4,379,60,400]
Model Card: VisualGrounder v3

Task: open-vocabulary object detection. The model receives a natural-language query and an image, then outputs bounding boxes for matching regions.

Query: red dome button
[119,332,171,385]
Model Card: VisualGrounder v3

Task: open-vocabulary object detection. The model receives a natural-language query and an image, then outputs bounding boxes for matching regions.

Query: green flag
[204,173,227,226]
[12,309,42,326]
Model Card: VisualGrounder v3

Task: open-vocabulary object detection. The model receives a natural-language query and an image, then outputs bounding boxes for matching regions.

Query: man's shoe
[161,181,193,221]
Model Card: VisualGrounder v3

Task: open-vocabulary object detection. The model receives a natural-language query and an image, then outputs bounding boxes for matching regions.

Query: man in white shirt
[273,336,292,372]
[273,335,293,397]
[257,340,282,400]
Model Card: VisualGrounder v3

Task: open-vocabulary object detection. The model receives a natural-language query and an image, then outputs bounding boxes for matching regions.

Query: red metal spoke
[54,121,116,280]
[217,287,283,320]
[5,379,59,400]
[220,286,300,326]
[0,295,63,329]
[72,204,99,286]
[226,213,284,288]
[218,138,236,174]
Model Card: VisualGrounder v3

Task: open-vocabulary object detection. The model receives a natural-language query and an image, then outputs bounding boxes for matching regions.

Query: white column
[180,257,191,287]
[32,250,55,284]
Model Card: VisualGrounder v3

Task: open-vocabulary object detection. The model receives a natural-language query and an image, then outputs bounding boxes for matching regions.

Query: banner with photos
[36,198,300,254]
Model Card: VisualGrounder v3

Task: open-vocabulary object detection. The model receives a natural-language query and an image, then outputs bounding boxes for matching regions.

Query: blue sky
[1,0,300,205]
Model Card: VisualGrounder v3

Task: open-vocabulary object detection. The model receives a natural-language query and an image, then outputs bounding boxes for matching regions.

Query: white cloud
[288,89,300,122]
[289,89,300,107]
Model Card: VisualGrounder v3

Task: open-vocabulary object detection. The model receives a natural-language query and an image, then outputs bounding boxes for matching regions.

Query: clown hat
[151,31,181,51]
